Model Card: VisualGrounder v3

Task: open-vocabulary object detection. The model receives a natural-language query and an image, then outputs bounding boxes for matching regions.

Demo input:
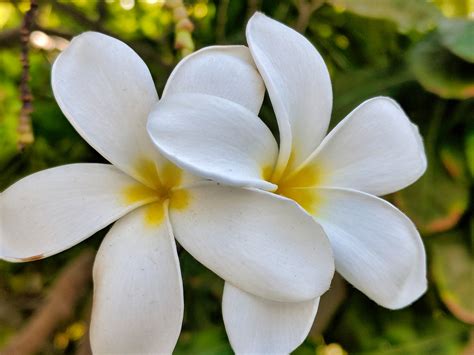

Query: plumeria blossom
[0,31,336,353]
[148,12,428,354]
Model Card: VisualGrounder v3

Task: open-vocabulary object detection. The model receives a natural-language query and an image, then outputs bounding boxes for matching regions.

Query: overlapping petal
[163,45,265,114]
[310,187,427,309]
[246,12,333,179]
[52,32,164,188]
[148,93,278,191]
[291,97,427,196]
[90,205,183,354]
[0,164,153,262]
[169,182,334,302]
[223,282,319,354]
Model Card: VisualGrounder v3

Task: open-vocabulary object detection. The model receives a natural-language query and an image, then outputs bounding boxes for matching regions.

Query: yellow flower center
[122,159,190,226]
[263,152,325,215]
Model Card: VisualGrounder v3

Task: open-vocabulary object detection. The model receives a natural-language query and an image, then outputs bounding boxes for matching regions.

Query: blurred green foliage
[0,0,473,354]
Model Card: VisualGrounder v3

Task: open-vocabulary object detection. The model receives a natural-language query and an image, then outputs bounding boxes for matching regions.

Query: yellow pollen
[160,162,183,189]
[169,188,191,211]
[123,184,158,204]
[272,151,325,215]
[135,158,162,189]
[144,202,165,226]
[279,163,322,188]
[122,158,191,226]
[275,186,322,215]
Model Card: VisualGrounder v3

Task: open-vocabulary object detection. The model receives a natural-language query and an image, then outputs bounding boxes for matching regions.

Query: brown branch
[0,25,72,48]
[17,0,38,151]
[0,2,171,73]
[1,250,95,355]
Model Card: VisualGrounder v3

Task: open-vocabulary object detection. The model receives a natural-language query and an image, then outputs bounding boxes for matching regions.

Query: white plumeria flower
[147,12,428,354]
[0,31,335,353]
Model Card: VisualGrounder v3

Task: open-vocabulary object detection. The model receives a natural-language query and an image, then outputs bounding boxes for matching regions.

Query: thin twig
[0,25,72,48]
[1,250,95,355]
[17,0,38,151]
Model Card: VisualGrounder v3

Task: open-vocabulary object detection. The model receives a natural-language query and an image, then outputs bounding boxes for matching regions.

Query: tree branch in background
[17,0,38,151]
[166,0,195,58]
[0,2,172,73]
[1,250,95,355]
[294,0,325,33]
[0,25,72,48]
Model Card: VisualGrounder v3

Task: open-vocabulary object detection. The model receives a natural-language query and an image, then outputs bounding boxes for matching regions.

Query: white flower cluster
[0,13,427,354]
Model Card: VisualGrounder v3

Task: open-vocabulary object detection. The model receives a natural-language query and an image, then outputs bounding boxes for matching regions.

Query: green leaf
[410,34,474,99]
[433,0,473,18]
[0,83,20,169]
[326,0,441,33]
[174,327,232,355]
[330,293,470,354]
[332,67,412,126]
[394,159,469,235]
[431,231,474,324]
[440,141,469,183]
[439,18,474,63]
[466,125,474,178]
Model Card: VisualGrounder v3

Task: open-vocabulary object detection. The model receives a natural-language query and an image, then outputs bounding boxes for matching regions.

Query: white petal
[52,32,164,188]
[246,12,332,179]
[223,282,318,355]
[0,164,153,262]
[147,93,278,191]
[163,45,265,114]
[295,97,427,196]
[90,204,183,354]
[312,187,427,309]
[169,182,334,302]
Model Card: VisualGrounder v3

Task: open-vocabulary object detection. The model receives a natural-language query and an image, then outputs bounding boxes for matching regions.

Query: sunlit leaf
[330,293,470,354]
[431,231,474,324]
[439,18,474,63]
[326,0,441,33]
[0,83,20,169]
[434,0,474,20]
[410,34,474,99]
[332,67,412,125]
[394,159,469,235]
[440,142,469,183]
[466,125,474,178]
[174,327,232,355]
